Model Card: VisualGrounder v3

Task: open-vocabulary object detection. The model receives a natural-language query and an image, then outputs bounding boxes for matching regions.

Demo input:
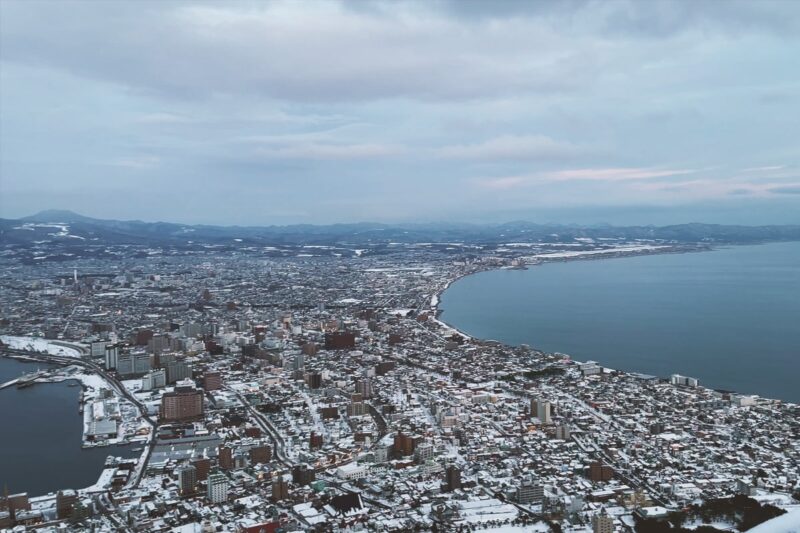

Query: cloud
[254,143,405,160]
[102,156,161,169]
[476,167,697,190]
[436,135,584,161]
[542,167,697,182]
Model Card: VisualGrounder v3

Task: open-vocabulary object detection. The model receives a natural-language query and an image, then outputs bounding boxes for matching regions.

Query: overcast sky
[1,0,798,226]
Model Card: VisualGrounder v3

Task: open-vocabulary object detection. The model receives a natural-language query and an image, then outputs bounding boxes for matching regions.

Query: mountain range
[2,210,800,247]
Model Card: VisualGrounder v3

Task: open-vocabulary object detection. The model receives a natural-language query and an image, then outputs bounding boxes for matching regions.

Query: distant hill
[1,210,800,247]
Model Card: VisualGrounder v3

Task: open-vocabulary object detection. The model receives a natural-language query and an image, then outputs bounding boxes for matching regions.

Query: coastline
[430,242,796,406]
[0,353,147,497]
[431,243,712,345]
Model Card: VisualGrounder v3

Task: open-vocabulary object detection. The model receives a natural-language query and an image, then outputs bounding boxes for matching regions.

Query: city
[0,232,797,532]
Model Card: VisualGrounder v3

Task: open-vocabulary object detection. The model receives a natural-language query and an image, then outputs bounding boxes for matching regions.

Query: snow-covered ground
[748,508,800,533]
[521,244,670,261]
[1,335,82,357]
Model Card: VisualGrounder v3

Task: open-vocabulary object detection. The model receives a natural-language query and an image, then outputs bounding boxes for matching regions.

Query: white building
[207,473,229,504]
[336,463,367,480]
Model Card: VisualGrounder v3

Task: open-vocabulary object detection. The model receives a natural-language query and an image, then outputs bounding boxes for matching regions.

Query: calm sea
[0,357,137,496]
[440,241,800,403]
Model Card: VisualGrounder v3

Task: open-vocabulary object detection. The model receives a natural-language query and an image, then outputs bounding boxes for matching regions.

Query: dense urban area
[0,217,798,533]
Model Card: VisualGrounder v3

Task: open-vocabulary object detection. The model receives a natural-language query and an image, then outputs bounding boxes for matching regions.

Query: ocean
[0,357,137,496]
[439,241,800,403]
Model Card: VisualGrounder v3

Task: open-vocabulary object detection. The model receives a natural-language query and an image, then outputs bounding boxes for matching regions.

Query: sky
[0,0,799,226]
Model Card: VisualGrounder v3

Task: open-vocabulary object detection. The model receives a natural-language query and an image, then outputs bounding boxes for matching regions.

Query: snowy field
[0,335,82,357]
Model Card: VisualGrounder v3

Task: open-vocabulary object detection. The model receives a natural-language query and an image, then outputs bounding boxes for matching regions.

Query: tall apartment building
[203,371,222,391]
[166,360,192,384]
[249,444,271,464]
[177,464,197,495]
[207,473,229,504]
[531,399,552,424]
[444,465,462,492]
[55,490,77,520]
[516,478,544,504]
[159,385,204,422]
[592,508,614,533]
[117,352,151,376]
[218,445,234,470]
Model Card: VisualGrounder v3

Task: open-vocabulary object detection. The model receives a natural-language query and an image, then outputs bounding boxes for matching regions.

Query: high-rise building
[592,508,614,533]
[444,465,462,492]
[141,369,166,391]
[218,445,234,470]
[4,493,30,521]
[516,478,544,504]
[355,379,373,399]
[207,473,229,504]
[292,464,316,486]
[203,371,222,391]
[191,457,211,481]
[532,399,552,424]
[104,344,120,370]
[56,490,77,520]
[324,332,355,350]
[589,461,614,482]
[166,361,192,384]
[249,445,272,464]
[117,352,151,376]
[160,385,204,422]
[271,479,290,501]
[414,442,434,463]
[177,464,197,495]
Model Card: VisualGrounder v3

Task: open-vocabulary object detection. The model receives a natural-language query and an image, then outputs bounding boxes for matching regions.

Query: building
[589,461,614,482]
[671,374,699,387]
[532,399,552,424]
[292,464,316,486]
[355,379,373,399]
[444,465,462,492]
[393,432,416,457]
[56,490,77,520]
[324,332,355,350]
[336,463,367,480]
[141,369,166,391]
[218,446,234,470]
[592,508,614,533]
[104,344,120,370]
[414,442,434,463]
[207,473,229,504]
[5,493,30,520]
[191,457,211,481]
[203,371,222,391]
[555,424,571,440]
[90,341,107,357]
[306,372,323,389]
[249,444,271,464]
[271,479,290,501]
[160,384,204,422]
[516,479,544,504]
[177,464,197,495]
[166,360,192,384]
[117,352,151,376]
[347,401,366,417]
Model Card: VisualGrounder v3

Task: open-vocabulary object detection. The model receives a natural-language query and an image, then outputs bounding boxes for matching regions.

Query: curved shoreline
[0,354,144,498]
[431,243,795,406]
